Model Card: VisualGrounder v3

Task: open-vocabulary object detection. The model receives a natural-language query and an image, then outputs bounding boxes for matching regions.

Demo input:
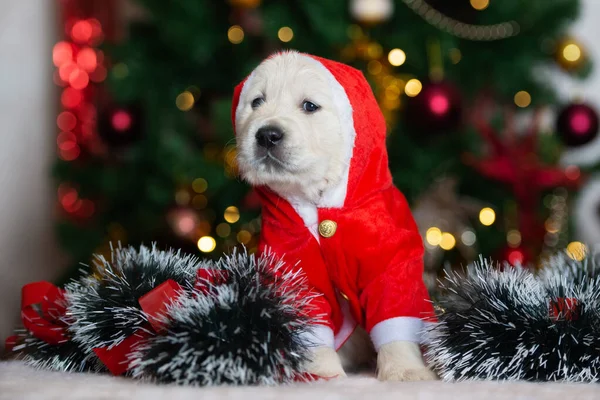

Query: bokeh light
[176,91,195,111]
[224,206,240,223]
[440,232,456,250]
[514,91,531,108]
[57,111,77,131]
[53,42,73,67]
[429,93,450,115]
[192,178,208,193]
[404,79,422,97]
[228,25,245,44]
[237,230,252,244]
[479,207,496,226]
[216,223,231,238]
[461,230,476,246]
[278,27,294,42]
[197,236,217,253]
[71,20,93,43]
[76,48,97,72]
[426,227,442,246]
[566,241,586,261]
[111,110,132,132]
[507,230,522,247]
[563,43,582,62]
[388,48,406,66]
[470,0,489,10]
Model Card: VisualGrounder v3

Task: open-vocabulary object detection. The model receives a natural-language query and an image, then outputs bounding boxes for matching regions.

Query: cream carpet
[1,361,600,400]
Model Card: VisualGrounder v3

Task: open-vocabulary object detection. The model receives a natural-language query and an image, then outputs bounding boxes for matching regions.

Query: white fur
[235,51,354,213]
[236,52,437,381]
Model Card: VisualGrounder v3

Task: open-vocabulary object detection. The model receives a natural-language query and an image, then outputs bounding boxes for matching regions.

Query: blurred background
[2,0,600,343]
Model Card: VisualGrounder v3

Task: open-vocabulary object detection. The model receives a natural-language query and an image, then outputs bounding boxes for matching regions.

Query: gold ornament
[228,0,261,8]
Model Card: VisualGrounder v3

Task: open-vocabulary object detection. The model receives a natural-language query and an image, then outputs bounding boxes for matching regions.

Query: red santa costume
[232,53,435,351]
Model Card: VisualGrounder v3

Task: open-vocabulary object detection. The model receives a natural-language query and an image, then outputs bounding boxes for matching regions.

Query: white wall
[0,1,63,344]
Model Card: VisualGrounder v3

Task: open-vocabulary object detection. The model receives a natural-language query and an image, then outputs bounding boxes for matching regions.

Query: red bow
[549,297,580,321]
[5,282,70,352]
[94,268,228,375]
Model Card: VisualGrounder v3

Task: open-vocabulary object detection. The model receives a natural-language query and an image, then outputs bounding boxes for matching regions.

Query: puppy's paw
[377,366,438,382]
[304,346,347,379]
[376,341,438,382]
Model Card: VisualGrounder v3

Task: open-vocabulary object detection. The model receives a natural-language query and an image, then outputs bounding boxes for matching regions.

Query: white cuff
[370,317,424,351]
[298,325,335,348]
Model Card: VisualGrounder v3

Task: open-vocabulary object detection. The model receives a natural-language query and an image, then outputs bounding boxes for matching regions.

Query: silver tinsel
[426,251,600,382]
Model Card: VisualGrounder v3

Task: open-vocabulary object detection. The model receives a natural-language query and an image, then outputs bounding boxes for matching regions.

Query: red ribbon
[20,281,69,345]
[94,268,229,375]
[549,297,580,321]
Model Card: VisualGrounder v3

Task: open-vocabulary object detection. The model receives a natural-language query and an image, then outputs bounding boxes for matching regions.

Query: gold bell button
[318,220,337,238]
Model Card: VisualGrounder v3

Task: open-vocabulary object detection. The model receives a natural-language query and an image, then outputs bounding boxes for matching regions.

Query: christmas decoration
[4,282,102,372]
[129,249,314,385]
[97,105,143,148]
[401,0,519,41]
[65,245,202,356]
[404,81,463,134]
[426,251,600,382]
[8,245,315,385]
[350,0,394,25]
[556,102,599,147]
[555,38,587,72]
[465,107,582,251]
[498,244,529,266]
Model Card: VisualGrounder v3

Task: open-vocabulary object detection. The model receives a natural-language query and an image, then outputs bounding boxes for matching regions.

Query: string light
[562,43,581,62]
[470,0,489,11]
[176,91,195,111]
[449,48,462,64]
[237,230,252,244]
[278,27,294,43]
[192,178,208,193]
[216,223,231,238]
[404,79,422,97]
[479,207,496,226]
[228,25,244,44]
[402,0,519,41]
[461,230,476,246]
[192,194,208,209]
[112,63,129,79]
[367,60,382,75]
[197,236,216,253]
[224,206,240,223]
[506,230,522,247]
[388,49,406,66]
[566,241,586,261]
[367,42,383,59]
[426,227,442,246]
[514,91,531,108]
[440,232,456,250]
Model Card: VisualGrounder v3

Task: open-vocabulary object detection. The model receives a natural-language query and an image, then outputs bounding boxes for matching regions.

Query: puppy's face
[235,53,346,201]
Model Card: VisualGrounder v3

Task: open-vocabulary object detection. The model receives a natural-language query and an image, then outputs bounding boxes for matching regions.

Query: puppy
[233,51,437,381]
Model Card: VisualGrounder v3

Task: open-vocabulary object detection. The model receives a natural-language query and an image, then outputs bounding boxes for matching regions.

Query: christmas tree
[53,0,594,285]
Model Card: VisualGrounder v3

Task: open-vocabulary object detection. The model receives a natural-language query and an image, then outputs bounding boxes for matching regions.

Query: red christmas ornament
[405,81,462,134]
[465,107,582,247]
[556,103,599,147]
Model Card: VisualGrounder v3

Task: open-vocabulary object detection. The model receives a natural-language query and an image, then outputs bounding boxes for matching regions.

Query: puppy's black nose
[255,126,284,149]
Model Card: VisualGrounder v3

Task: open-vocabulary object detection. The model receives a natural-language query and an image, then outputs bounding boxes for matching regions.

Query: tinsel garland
[6,245,316,386]
[426,252,600,382]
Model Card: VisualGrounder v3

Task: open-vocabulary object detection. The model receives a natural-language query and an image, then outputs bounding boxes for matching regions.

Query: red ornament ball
[556,103,599,147]
[404,81,462,135]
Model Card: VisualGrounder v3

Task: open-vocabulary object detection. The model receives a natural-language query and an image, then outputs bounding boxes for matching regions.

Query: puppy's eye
[251,97,265,109]
[302,101,320,113]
